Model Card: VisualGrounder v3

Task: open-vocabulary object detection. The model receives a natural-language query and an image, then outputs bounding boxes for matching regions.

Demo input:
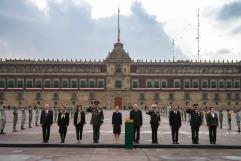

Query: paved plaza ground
[0,109,241,161]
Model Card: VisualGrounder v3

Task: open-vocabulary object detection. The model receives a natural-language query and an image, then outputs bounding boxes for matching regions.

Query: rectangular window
[154,93,160,100]
[53,92,59,100]
[234,93,240,100]
[161,80,167,88]
[35,92,42,100]
[226,80,232,88]
[184,93,190,100]
[80,80,87,88]
[0,80,5,88]
[202,93,208,100]
[139,93,145,100]
[97,79,104,88]
[44,80,51,88]
[202,80,208,88]
[17,92,24,100]
[193,80,199,88]
[214,93,220,100]
[53,80,60,88]
[226,93,232,100]
[0,92,5,100]
[174,80,180,88]
[72,92,78,100]
[234,80,240,88]
[62,80,69,88]
[115,80,122,88]
[218,80,225,88]
[89,92,95,100]
[211,80,217,89]
[154,80,160,88]
[8,80,14,88]
[35,80,42,88]
[17,80,24,88]
[169,93,175,100]
[184,80,190,89]
[26,80,33,88]
[71,80,77,88]
[132,80,139,88]
[89,80,96,88]
[146,80,153,88]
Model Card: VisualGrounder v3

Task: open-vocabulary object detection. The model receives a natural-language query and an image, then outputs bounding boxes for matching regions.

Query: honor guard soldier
[186,104,203,144]
[0,106,6,134]
[35,105,40,126]
[87,101,104,143]
[227,109,232,130]
[13,107,18,132]
[28,105,33,128]
[21,107,26,130]
[235,109,240,133]
[218,109,223,129]
[146,104,160,144]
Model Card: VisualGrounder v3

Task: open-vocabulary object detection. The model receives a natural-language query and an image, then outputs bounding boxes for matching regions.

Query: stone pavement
[0,110,240,145]
[0,110,241,161]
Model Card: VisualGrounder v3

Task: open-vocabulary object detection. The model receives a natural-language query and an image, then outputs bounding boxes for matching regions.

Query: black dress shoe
[176,142,179,144]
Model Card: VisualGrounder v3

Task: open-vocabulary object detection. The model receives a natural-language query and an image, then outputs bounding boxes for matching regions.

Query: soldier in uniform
[13,107,18,132]
[28,105,33,128]
[218,109,223,129]
[235,109,240,133]
[227,109,232,130]
[21,107,26,130]
[186,104,203,144]
[0,106,6,134]
[87,100,104,143]
[130,104,143,144]
[35,105,40,126]
[146,104,160,144]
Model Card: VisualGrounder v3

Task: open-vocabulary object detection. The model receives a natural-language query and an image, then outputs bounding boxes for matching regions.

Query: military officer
[21,107,26,130]
[218,109,223,129]
[146,104,160,144]
[87,100,104,143]
[186,104,203,144]
[0,106,6,134]
[13,107,18,132]
[227,109,232,130]
[35,105,40,126]
[28,105,33,128]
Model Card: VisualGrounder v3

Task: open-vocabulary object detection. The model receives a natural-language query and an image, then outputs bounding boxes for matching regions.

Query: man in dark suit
[130,104,143,144]
[169,104,181,144]
[186,104,203,144]
[40,104,53,143]
[207,107,218,144]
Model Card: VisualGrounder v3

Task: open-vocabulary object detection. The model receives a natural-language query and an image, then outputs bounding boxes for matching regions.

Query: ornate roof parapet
[105,42,132,63]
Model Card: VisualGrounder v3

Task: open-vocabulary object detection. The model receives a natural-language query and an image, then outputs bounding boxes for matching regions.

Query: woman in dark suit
[57,107,69,143]
[73,105,86,143]
[112,106,122,144]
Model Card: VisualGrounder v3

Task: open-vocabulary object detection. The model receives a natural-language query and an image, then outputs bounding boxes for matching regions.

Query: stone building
[0,40,240,109]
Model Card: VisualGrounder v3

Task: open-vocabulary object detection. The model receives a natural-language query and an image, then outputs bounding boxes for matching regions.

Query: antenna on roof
[196,2,200,62]
[172,39,175,62]
[117,0,120,43]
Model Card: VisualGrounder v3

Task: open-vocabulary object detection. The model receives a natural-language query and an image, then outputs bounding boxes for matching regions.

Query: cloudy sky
[0,0,241,61]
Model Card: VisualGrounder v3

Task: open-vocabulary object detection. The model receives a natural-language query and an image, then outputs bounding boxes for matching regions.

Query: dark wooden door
[114,97,122,109]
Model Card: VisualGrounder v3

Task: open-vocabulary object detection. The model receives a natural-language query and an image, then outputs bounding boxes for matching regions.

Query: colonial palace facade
[0,42,241,109]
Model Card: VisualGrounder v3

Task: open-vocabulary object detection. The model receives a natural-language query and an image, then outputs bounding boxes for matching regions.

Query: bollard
[125,119,133,149]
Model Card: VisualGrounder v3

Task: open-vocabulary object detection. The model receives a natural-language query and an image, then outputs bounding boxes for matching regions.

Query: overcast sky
[0,0,240,61]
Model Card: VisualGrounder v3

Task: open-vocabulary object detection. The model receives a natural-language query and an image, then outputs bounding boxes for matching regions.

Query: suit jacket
[130,109,143,127]
[58,112,69,133]
[40,110,53,126]
[186,109,202,127]
[112,112,122,125]
[169,110,181,128]
[207,112,218,127]
[73,111,86,126]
